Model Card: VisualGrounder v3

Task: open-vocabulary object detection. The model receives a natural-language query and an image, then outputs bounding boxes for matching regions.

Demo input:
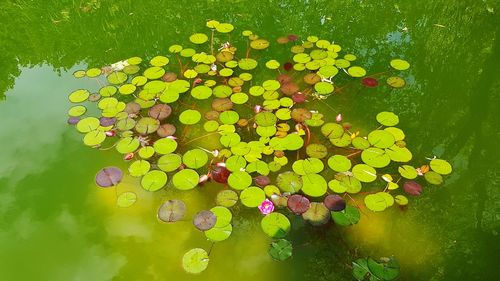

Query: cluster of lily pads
[67,20,452,275]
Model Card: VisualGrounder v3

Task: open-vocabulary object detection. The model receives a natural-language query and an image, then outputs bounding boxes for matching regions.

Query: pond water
[0,1,499,280]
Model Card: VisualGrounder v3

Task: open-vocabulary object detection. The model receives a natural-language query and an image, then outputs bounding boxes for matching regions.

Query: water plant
[67,20,452,275]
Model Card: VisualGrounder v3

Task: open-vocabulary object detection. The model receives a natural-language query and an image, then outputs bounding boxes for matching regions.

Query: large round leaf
[172,169,199,190]
[240,186,266,207]
[157,199,186,222]
[182,149,209,169]
[141,170,167,191]
[182,248,209,274]
[261,213,291,238]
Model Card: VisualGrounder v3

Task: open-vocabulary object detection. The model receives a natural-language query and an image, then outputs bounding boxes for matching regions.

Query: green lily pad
[116,137,140,154]
[368,130,395,148]
[116,192,137,208]
[172,169,199,190]
[430,159,452,175]
[141,170,167,191]
[219,111,239,125]
[367,257,400,280]
[276,171,302,193]
[69,89,90,103]
[424,171,443,185]
[314,81,334,95]
[179,109,201,125]
[83,130,106,146]
[191,85,212,99]
[261,212,291,238]
[347,66,366,77]
[107,72,128,84]
[352,164,377,182]
[189,33,208,44]
[240,186,266,207]
[306,144,328,159]
[182,248,209,274]
[157,153,182,172]
[321,123,344,139]
[302,202,330,225]
[204,224,232,242]
[135,117,160,135]
[328,155,352,172]
[238,58,258,70]
[216,190,239,207]
[361,148,391,168]
[301,174,327,197]
[128,160,151,177]
[390,59,410,70]
[331,205,361,226]
[268,239,293,261]
[210,206,232,228]
[255,112,277,126]
[228,171,252,190]
[183,149,209,169]
[376,111,399,126]
[385,145,412,162]
[153,138,178,154]
[292,158,324,175]
[398,165,418,179]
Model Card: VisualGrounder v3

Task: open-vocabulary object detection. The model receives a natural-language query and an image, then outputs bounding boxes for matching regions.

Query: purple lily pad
[287,194,310,214]
[95,167,123,187]
[324,195,346,211]
[67,116,81,125]
[99,117,116,127]
[158,199,186,222]
[255,175,271,187]
[404,181,423,196]
[193,210,217,231]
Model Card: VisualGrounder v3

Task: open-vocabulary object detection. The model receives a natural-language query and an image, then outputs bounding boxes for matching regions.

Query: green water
[1,0,499,280]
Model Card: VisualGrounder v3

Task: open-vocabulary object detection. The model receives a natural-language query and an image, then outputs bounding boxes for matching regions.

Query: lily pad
[403,181,423,196]
[390,59,410,70]
[430,159,452,175]
[216,190,238,207]
[158,199,186,222]
[331,205,361,226]
[287,194,310,214]
[116,192,137,208]
[276,171,302,193]
[376,112,399,126]
[261,212,291,238]
[302,202,330,225]
[324,194,346,211]
[328,155,352,172]
[240,186,266,207]
[352,164,377,182]
[183,149,209,169]
[141,170,167,191]
[182,248,209,274]
[173,169,199,190]
[269,239,293,261]
[95,167,123,187]
[301,174,327,197]
[228,171,252,190]
[193,210,217,231]
[157,153,182,172]
[179,109,202,125]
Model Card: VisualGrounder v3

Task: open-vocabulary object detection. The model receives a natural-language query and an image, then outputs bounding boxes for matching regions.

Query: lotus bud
[124,153,134,160]
[210,63,217,72]
[416,168,424,176]
[199,174,209,183]
[216,162,226,167]
[193,78,203,85]
[166,136,177,140]
[105,130,116,137]
[336,113,342,123]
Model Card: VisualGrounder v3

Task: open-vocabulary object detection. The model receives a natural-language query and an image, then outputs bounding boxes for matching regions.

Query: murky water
[0,1,499,280]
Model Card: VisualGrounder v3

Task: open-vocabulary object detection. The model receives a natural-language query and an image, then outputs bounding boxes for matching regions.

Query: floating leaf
[302,202,330,225]
[386,76,405,88]
[240,186,266,207]
[292,158,324,175]
[331,205,361,226]
[361,77,379,87]
[135,117,160,135]
[301,174,327,197]
[215,23,234,33]
[352,164,377,182]
[328,155,352,172]
[128,160,151,177]
[191,85,212,100]
[148,104,172,120]
[398,165,418,179]
[287,194,310,214]
[83,130,106,146]
[182,248,209,274]
[141,170,167,191]
[216,190,238,207]
[158,199,186,222]
[250,39,270,50]
[268,239,293,261]
[210,206,232,228]
[376,112,399,126]
[321,123,344,139]
[205,224,232,242]
[368,130,395,148]
[228,171,252,190]
[255,111,277,126]
[314,81,334,95]
[276,171,302,193]
[189,33,208,44]
[95,167,123,187]
[430,159,452,175]
[153,137,177,154]
[361,148,391,168]
[193,210,217,231]
[347,66,366,77]
[116,137,140,154]
[179,109,202,125]
[424,171,443,185]
[306,144,328,158]
[157,153,182,172]
[390,59,410,70]
[116,192,137,208]
[157,123,176,137]
[238,58,258,70]
[173,169,199,190]
[69,89,90,103]
[261,212,291,238]
[367,257,400,280]
[324,194,346,211]
[183,149,209,169]
[403,181,423,196]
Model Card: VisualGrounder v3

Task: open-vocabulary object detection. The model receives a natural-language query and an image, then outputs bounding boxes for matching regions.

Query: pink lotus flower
[258,199,275,215]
